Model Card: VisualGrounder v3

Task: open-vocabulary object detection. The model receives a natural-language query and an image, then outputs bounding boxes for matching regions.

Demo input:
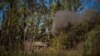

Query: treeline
[0,0,100,56]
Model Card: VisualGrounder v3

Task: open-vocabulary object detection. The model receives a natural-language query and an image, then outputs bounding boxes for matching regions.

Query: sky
[0,9,3,18]
[78,0,100,14]
[0,3,9,28]
[0,0,51,29]
[0,0,51,21]
[0,0,100,22]
[0,7,4,27]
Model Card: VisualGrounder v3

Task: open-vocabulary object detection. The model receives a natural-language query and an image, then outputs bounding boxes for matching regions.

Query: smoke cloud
[51,9,95,36]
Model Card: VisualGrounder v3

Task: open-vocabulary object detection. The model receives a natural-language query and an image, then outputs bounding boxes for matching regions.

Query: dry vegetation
[0,0,100,56]
[22,10,100,56]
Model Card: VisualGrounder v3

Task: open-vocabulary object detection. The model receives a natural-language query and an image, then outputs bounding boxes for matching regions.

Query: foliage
[0,0,100,56]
